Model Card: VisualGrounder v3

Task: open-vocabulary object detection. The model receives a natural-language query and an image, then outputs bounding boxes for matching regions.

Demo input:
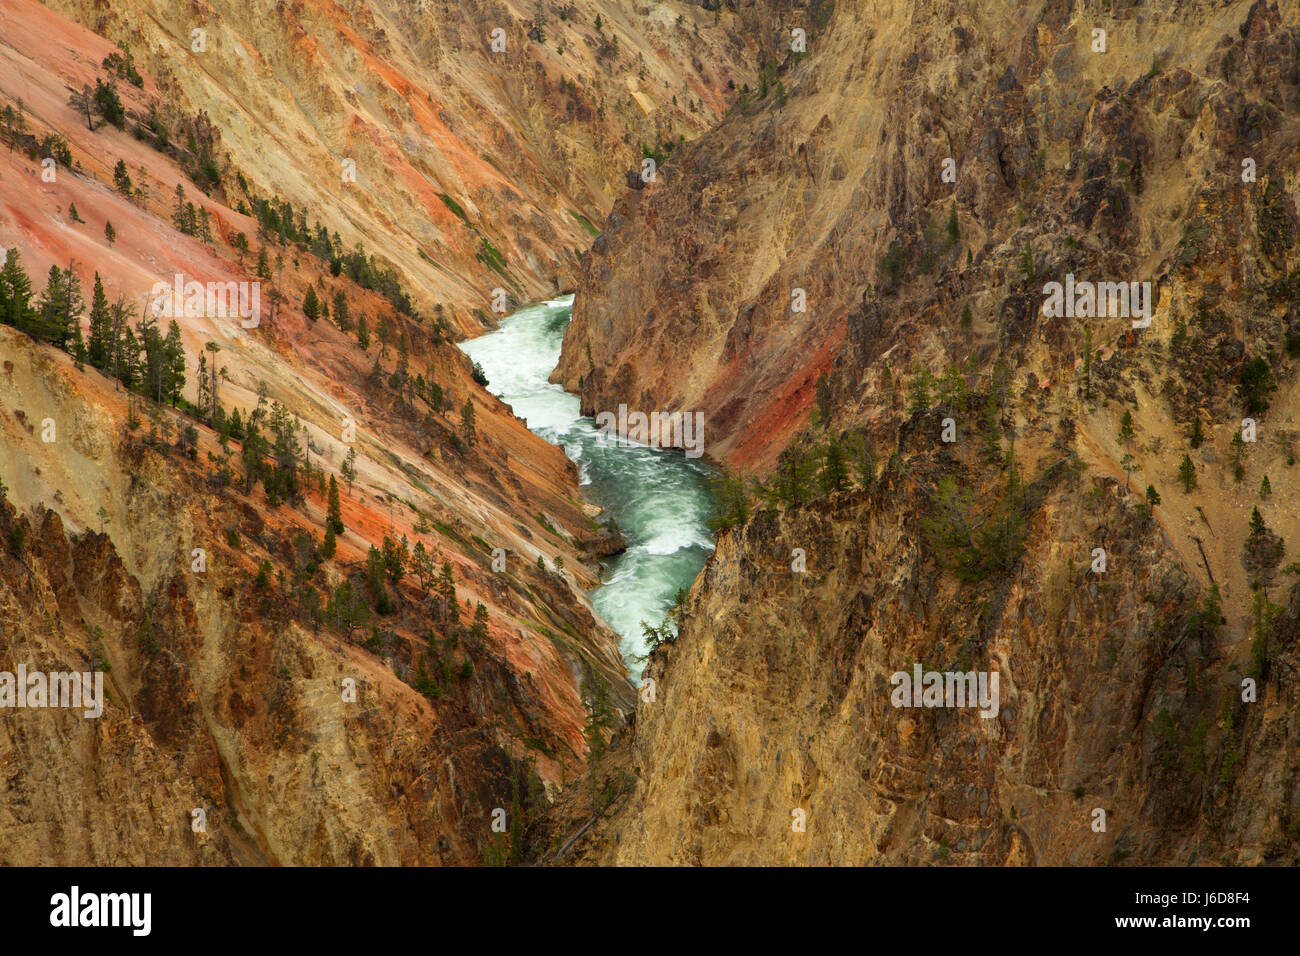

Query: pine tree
[1146,484,1161,507]
[908,366,934,414]
[328,580,369,649]
[819,437,849,494]
[303,284,321,322]
[1231,430,1246,482]
[937,364,968,411]
[112,160,132,196]
[1260,474,1272,499]
[1018,244,1035,282]
[758,444,814,508]
[709,471,751,529]
[815,372,832,426]
[322,522,337,559]
[412,540,435,596]
[172,184,188,232]
[382,534,408,584]
[341,447,357,495]
[86,272,112,369]
[1178,454,1196,493]
[93,78,125,127]
[197,354,210,419]
[1190,416,1204,449]
[989,444,1026,571]
[0,247,36,332]
[112,306,140,390]
[1249,506,1267,539]
[204,341,221,422]
[357,314,370,350]
[582,676,616,813]
[365,545,391,613]
[1119,409,1134,443]
[327,474,344,535]
[267,401,302,502]
[137,309,164,401]
[35,263,84,348]
[68,85,95,130]
[104,221,116,246]
[333,290,351,330]
[163,321,186,405]
[256,246,271,280]
[460,398,477,445]
[844,429,875,489]
[438,561,457,624]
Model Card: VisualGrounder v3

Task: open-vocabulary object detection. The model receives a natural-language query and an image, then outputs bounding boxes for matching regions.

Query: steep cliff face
[556,460,1300,865]
[0,320,631,865]
[559,0,1300,464]
[550,0,1300,864]
[32,0,770,330]
[0,0,771,864]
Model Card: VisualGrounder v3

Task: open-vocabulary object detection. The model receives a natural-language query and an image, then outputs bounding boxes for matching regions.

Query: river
[459,295,716,678]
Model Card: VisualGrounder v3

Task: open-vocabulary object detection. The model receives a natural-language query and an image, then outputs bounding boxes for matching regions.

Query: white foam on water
[460,298,716,679]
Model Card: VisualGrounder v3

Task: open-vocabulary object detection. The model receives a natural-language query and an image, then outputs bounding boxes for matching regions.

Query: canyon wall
[0,0,764,863]
[552,0,1300,864]
[33,0,771,331]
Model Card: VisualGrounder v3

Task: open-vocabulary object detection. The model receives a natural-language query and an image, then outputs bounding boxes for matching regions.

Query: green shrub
[1238,356,1276,415]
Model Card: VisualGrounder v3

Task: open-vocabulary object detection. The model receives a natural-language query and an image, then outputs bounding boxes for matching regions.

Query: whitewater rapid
[459,296,716,679]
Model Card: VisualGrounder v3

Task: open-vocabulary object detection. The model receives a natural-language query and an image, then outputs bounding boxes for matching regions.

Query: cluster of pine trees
[172,183,215,241]
[101,45,144,88]
[2,51,500,702]
[0,250,186,404]
[413,564,488,699]
[710,428,875,530]
[66,78,125,132]
[204,384,319,510]
[3,100,77,167]
[235,176,417,319]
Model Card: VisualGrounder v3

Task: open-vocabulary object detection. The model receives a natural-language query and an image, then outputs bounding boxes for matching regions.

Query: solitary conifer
[327,474,344,535]
[303,284,321,322]
[460,398,477,446]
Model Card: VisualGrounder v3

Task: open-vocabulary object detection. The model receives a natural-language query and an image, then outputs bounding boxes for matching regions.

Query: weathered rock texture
[0,0,769,864]
[548,0,1300,864]
[32,0,771,330]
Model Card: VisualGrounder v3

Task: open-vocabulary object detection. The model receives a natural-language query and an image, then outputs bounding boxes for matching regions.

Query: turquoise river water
[459,295,717,677]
